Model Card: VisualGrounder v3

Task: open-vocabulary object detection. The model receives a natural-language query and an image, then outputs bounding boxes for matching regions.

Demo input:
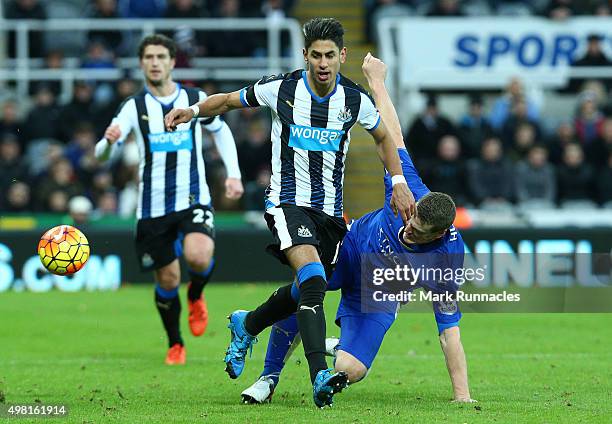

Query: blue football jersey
[333,148,464,332]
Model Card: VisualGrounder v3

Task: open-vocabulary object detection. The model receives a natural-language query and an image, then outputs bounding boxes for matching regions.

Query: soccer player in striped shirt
[241,54,475,406]
[95,34,243,365]
[165,18,415,406]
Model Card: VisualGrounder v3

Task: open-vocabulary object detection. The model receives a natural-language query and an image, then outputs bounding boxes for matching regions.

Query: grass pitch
[1,284,610,423]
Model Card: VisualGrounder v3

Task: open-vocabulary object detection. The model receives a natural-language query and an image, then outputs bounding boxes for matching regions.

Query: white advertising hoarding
[383,17,612,89]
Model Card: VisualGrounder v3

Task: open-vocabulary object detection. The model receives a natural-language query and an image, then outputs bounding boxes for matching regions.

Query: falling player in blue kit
[240,54,477,405]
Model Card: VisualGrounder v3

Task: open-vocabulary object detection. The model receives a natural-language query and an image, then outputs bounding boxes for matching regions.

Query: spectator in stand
[118,0,167,17]
[543,0,579,19]
[68,195,94,227]
[57,81,98,142]
[593,1,610,15]
[0,133,29,189]
[87,0,124,52]
[31,50,64,96]
[509,121,538,161]
[569,34,612,92]
[95,190,119,216]
[406,95,456,166]
[467,136,514,206]
[5,0,47,58]
[547,121,578,164]
[166,0,207,17]
[501,97,541,147]
[165,0,208,58]
[2,181,32,212]
[237,120,272,183]
[425,135,468,206]
[0,100,23,144]
[574,91,605,145]
[82,41,116,68]
[427,0,465,16]
[3,180,27,211]
[489,77,539,131]
[35,158,85,212]
[90,170,115,205]
[557,143,594,203]
[458,94,493,158]
[22,85,61,143]
[206,0,256,57]
[597,149,612,205]
[64,122,100,184]
[514,145,556,204]
[588,116,612,168]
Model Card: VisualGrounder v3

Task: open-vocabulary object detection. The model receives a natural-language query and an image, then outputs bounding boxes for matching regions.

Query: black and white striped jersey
[108,85,226,219]
[239,70,381,217]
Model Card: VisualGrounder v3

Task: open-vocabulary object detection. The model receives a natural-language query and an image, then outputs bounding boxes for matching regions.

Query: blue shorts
[336,314,391,369]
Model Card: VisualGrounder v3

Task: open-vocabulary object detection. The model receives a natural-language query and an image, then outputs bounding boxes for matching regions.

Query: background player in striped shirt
[95,34,243,365]
[241,54,475,405]
[164,18,415,406]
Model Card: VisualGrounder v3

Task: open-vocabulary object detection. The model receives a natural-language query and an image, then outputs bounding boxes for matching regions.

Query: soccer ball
[38,225,90,275]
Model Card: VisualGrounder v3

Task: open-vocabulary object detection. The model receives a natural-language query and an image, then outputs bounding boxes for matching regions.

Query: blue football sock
[261,314,299,386]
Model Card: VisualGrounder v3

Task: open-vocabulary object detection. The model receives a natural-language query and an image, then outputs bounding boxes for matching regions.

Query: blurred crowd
[4,0,297,59]
[366,0,612,42]
[407,78,612,210]
[0,77,274,216]
[1,0,612,217]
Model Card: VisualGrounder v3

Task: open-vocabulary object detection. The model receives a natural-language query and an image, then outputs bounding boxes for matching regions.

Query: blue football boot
[224,310,258,379]
[312,369,349,408]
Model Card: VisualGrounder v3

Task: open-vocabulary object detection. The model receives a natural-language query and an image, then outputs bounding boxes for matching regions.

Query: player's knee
[335,355,367,384]
[184,245,214,272]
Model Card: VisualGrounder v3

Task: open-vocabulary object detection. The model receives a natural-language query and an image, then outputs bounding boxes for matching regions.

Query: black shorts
[135,204,215,272]
[264,205,347,277]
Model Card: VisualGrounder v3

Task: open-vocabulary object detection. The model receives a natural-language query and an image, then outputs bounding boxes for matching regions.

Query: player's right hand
[104,124,121,144]
[390,183,415,224]
[362,52,387,84]
[164,108,194,132]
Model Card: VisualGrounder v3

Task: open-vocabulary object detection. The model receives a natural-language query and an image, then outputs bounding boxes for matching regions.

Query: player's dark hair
[138,34,176,59]
[303,18,344,50]
[417,192,456,233]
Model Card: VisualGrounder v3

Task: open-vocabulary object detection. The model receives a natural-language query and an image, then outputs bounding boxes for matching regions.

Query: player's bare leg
[183,233,215,336]
[154,260,185,364]
[335,350,368,384]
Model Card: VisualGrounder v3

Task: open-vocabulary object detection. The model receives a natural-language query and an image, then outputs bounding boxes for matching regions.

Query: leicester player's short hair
[138,34,176,59]
[417,192,456,233]
[303,18,344,50]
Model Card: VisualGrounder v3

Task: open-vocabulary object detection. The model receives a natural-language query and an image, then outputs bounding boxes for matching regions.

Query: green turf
[0,284,610,423]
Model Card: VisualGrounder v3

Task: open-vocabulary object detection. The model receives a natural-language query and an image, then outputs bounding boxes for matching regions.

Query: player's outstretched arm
[95,124,122,162]
[363,53,415,220]
[439,326,476,402]
[164,90,244,132]
[362,53,405,150]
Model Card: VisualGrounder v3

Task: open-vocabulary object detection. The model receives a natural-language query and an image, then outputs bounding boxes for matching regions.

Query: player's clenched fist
[390,183,415,224]
[104,124,122,144]
[164,108,195,132]
[362,52,387,84]
[225,178,244,200]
